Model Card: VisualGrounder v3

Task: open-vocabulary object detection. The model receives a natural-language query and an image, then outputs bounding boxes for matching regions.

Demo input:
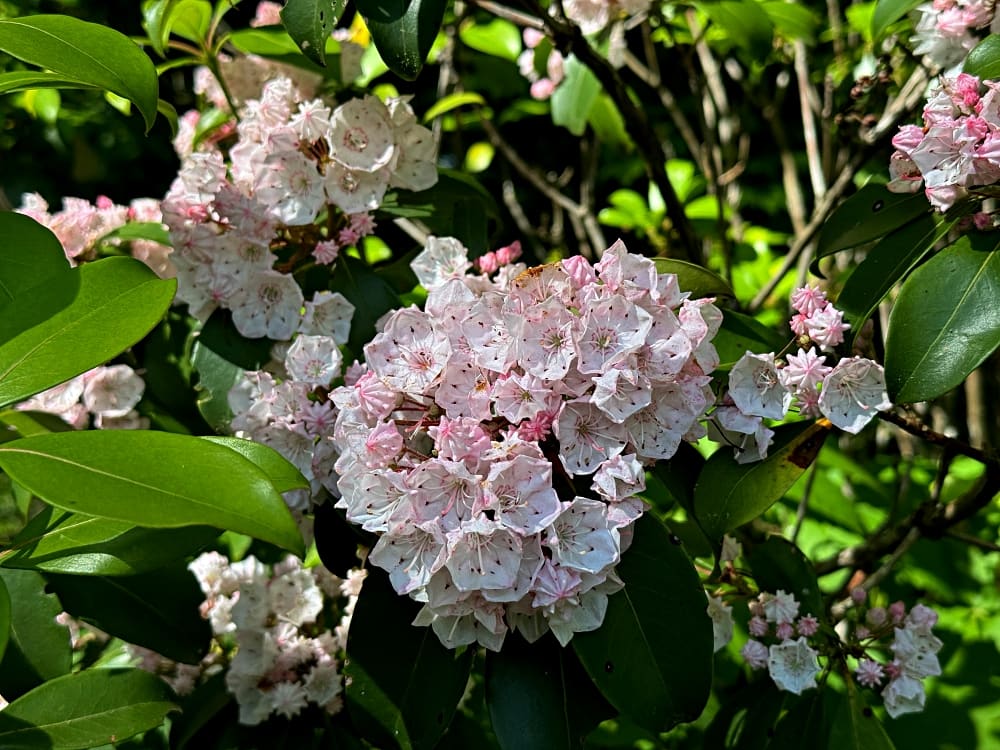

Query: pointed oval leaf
[748,536,824,619]
[0,71,98,96]
[696,0,774,59]
[0,507,219,576]
[281,0,347,66]
[551,55,600,136]
[459,18,522,61]
[837,214,956,330]
[0,15,159,131]
[0,257,176,409]
[828,684,896,750]
[46,566,210,664]
[871,0,924,41]
[0,212,70,305]
[963,33,1000,79]
[0,431,304,555]
[694,421,830,542]
[767,691,829,749]
[654,258,734,299]
[0,668,178,750]
[813,185,929,275]
[486,635,613,750]
[0,569,70,700]
[572,514,713,733]
[714,309,789,369]
[0,575,9,665]
[201,437,308,494]
[345,568,474,750]
[366,0,447,81]
[885,234,1000,403]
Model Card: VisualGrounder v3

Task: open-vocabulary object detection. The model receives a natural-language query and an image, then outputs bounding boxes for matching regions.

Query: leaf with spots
[280,0,347,67]
[365,0,447,81]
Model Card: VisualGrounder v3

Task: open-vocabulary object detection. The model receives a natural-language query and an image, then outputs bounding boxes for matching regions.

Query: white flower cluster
[186,551,363,725]
[910,0,994,70]
[16,364,148,430]
[162,76,436,338]
[328,237,723,650]
[740,590,824,695]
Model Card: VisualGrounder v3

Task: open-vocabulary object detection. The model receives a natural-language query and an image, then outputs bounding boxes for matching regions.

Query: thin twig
[830,527,921,620]
[879,409,996,467]
[793,40,826,200]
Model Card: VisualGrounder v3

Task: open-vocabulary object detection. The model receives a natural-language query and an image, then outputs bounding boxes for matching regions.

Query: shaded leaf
[871,0,924,41]
[551,55,600,136]
[314,499,375,577]
[696,0,774,59]
[0,575,9,665]
[281,0,347,66]
[767,692,829,750]
[356,0,408,23]
[365,0,446,81]
[813,185,928,275]
[227,28,345,78]
[694,422,830,541]
[0,15,159,131]
[655,258,734,299]
[0,569,70,700]
[703,680,785,750]
[0,257,175,409]
[0,431,304,555]
[486,634,613,750]
[330,253,403,355]
[345,567,474,750]
[573,514,713,733]
[761,1,819,42]
[0,669,178,750]
[885,233,1000,403]
[748,536,824,619]
[714,309,789,368]
[0,211,70,306]
[828,684,896,749]
[46,566,210,664]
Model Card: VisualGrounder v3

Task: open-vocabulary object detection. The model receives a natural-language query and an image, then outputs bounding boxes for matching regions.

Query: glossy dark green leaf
[366,0,447,81]
[0,575,9,665]
[281,0,347,66]
[0,211,70,306]
[696,0,774,59]
[0,257,175,409]
[0,507,219,576]
[0,431,304,555]
[486,634,613,750]
[828,684,896,750]
[314,499,375,577]
[655,258,735,299]
[551,55,600,137]
[201,436,308,494]
[0,668,178,750]
[694,422,829,541]
[964,34,1000,79]
[46,566,210,664]
[0,569,70,700]
[748,536,824,619]
[330,253,403,355]
[714,309,789,368]
[345,568,474,750]
[0,71,98,96]
[650,441,705,515]
[885,233,1000,403]
[572,514,713,733]
[871,0,924,41]
[837,214,956,330]
[356,0,408,22]
[0,15,159,131]
[703,680,785,750]
[813,185,929,275]
[168,671,233,750]
[141,0,181,57]
[767,692,829,750]
[760,1,819,42]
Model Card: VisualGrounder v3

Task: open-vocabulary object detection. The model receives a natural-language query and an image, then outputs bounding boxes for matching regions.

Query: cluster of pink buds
[720,287,890,446]
[517,29,566,101]
[740,590,824,695]
[329,236,722,650]
[888,73,1000,212]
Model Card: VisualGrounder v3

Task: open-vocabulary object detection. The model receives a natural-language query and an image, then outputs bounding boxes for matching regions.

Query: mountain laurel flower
[767,637,821,695]
[741,639,769,669]
[856,658,885,688]
[818,357,892,434]
[707,594,734,653]
[729,352,792,420]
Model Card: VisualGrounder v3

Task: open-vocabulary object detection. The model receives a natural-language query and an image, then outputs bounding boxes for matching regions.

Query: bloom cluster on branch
[910,0,994,69]
[16,365,148,430]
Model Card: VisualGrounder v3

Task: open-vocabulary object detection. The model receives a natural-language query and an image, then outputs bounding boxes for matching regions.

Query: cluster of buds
[517,30,566,101]
[739,590,824,694]
[162,76,435,339]
[16,365,148,430]
[719,287,890,457]
[329,237,723,650]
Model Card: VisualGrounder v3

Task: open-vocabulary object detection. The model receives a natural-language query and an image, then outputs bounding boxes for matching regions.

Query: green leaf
[871,0,925,41]
[837,214,956,331]
[166,0,212,44]
[573,514,713,733]
[714,309,789,368]
[767,692,829,749]
[813,185,929,275]
[551,55,600,136]
[423,92,485,122]
[0,569,70,700]
[964,35,1000,79]
[704,680,785,749]
[0,71,98,96]
[281,0,347,66]
[486,635,613,750]
[0,431,304,556]
[760,1,819,42]
[458,18,521,61]
[696,0,775,59]
[201,436,308,494]
[345,568,474,750]
[46,566,210,664]
[0,575,9,665]
[0,668,178,750]
[748,536,824,619]
[694,421,830,541]
[142,0,180,57]
[0,507,219,576]
[0,211,70,306]
[98,221,171,247]
[0,257,175,409]
[655,258,735,299]
[330,253,404,355]
[226,28,346,78]
[828,684,896,750]
[587,93,630,147]
[366,0,447,80]
[0,15,159,132]
[356,0,408,23]
[885,233,1000,403]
